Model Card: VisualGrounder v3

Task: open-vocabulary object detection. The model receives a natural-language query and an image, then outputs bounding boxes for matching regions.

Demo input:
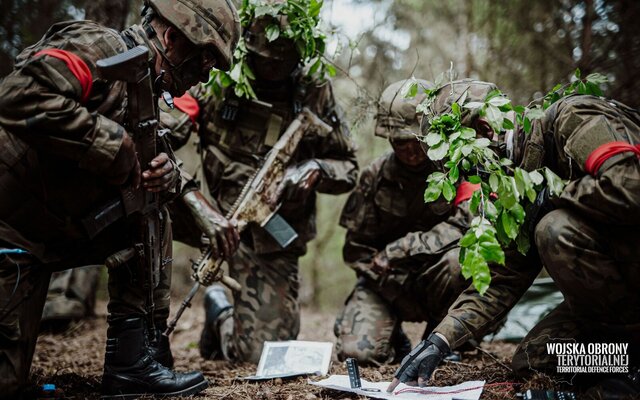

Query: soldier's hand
[182,191,240,260]
[371,250,390,275]
[273,160,322,205]
[142,153,179,192]
[107,132,141,188]
[386,333,450,392]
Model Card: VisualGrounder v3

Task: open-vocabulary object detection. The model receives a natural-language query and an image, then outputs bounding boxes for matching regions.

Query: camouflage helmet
[420,79,499,135]
[244,4,299,61]
[147,0,241,71]
[376,79,433,140]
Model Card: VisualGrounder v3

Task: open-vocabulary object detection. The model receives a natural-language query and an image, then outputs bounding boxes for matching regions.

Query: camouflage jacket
[435,94,640,349]
[185,75,358,254]
[0,21,171,263]
[340,152,472,296]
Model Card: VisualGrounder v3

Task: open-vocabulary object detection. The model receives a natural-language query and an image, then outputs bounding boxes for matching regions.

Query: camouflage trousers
[41,265,102,324]
[0,211,173,397]
[217,242,300,363]
[511,208,640,379]
[334,248,467,364]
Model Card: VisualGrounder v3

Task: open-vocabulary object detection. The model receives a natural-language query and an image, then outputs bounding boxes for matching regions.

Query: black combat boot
[101,316,208,399]
[148,319,174,369]
[199,284,233,360]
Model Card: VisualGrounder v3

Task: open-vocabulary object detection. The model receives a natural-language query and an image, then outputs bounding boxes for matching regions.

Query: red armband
[35,49,93,104]
[454,181,481,207]
[173,93,200,124]
[584,141,640,176]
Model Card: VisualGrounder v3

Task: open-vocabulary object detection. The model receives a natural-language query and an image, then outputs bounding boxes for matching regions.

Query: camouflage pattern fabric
[179,75,357,362]
[0,21,176,395]
[334,152,472,364]
[215,242,300,363]
[41,265,101,323]
[433,95,640,373]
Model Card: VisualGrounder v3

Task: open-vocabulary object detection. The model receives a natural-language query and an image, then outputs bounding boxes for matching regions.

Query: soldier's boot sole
[100,379,208,399]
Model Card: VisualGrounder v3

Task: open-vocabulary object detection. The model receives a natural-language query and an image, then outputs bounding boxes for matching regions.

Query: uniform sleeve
[383,203,471,264]
[434,248,541,349]
[550,97,640,225]
[0,52,124,176]
[307,82,358,195]
[340,165,383,280]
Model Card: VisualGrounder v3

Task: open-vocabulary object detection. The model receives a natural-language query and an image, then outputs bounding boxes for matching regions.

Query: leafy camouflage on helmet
[245,14,298,61]
[376,79,433,140]
[420,79,499,136]
[148,0,241,71]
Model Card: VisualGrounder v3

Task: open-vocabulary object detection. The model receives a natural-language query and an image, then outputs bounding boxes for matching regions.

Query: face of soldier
[156,26,217,96]
[247,49,300,82]
[390,138,429,167]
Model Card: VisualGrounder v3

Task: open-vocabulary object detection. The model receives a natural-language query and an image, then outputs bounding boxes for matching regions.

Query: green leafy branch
[205,0,333,100]
[407,69,607,294]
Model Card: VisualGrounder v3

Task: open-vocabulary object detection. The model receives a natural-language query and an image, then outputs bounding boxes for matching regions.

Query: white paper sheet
[309,375,485,400]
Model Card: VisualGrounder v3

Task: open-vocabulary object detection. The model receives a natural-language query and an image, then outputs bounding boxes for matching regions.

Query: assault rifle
[94,46,163,329]
[165,107,332,335]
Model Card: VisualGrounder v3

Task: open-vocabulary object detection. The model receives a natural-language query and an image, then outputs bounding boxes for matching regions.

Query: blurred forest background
[1,0,639,310]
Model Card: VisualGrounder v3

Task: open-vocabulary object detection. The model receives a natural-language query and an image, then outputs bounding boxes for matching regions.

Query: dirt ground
[27,299,554,399]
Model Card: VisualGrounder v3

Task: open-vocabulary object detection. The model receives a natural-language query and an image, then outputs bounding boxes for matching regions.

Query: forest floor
[25,298,559,399]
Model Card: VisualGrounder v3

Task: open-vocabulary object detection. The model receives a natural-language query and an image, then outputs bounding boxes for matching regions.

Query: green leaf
[543,167,566,196]
[459,231,477,248]
[451,102,461,116]
[265,24,280,42]
[463,101,484,110]
[468,175,481,184]
[401,79,418,98]
[448,165,460,182]
[427,142,450,161]
[460,127,476,139]
[462,159,471,170]
[501,210,518,240]
[488,96,510,107]
[484,200,498,220]
[424,182,442,203]
[523,117,532,134]
[489,174,499,192]
[442,180,455,202]
[485,104,503,131]
[574,68,581,79]
[510,203,526,224]
[326,64,337,77]
[526,106,545,120]
[425,132,443,146]
[479,241,505,265]
[529,170,544,185]
[502,118,514,130]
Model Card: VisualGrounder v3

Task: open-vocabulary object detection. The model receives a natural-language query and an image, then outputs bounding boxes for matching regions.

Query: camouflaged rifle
[92,46,164,331]
[165,107,332,336]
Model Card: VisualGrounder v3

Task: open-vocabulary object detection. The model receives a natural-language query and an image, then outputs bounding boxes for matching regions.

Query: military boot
[101,316,208,399]
[199,284,233,360]
[148,319,174,369]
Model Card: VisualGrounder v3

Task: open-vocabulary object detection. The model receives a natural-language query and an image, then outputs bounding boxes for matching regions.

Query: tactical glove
[274,160,322,203]
[387,333,450,392]
[182,190,240,260]
[106,132,141,188]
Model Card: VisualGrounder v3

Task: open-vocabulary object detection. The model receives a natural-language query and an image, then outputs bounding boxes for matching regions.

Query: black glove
[386,333,450,392]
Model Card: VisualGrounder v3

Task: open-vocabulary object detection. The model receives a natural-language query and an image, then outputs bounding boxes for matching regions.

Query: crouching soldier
[0,0,240,397]
[334,80,477,364]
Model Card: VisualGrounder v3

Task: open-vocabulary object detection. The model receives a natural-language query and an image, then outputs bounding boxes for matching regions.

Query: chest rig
[201,80,307,161]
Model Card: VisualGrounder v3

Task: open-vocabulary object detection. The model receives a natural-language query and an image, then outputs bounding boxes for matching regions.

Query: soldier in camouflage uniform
[334,80,474,365]
[0,0,241,397]
[388,80,640,396]
[191,9,358,363]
